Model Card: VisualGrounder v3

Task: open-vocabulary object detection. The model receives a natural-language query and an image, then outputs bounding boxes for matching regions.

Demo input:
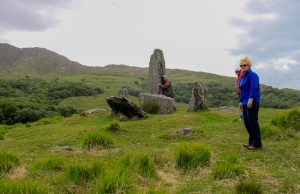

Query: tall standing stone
[118,87,129,99]
[188,81,208,111]
[147,49,165,94]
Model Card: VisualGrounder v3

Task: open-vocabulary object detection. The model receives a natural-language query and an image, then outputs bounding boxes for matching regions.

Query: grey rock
[147,49,166,94]
[170,128,193,136]
[188,81,208,111]
[106,96,146,118]
[139,93,176,114]
[58,146,72,152]
[81,108,106,116]
[119,115,129,121]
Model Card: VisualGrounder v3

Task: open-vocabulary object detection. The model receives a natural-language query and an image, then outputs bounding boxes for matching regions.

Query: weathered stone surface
[118,87,129,99]
[147,49,166,94]
[80,108,106,116]
[58,146,72,152]
[139,93,176,114]
[188,81,208,111]
[106,96,145,118]
[169,128,193,136]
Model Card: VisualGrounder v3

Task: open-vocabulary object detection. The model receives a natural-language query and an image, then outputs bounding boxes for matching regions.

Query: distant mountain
[0,43,93,75]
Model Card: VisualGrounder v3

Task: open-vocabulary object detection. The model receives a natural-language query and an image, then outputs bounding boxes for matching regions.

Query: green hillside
[0,104,299,193]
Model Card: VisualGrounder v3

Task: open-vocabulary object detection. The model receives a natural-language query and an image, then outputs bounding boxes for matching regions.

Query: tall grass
[143,101,160,114]
[66,162,104,184]
[260,124,281,139]
[235,180,263,194]
[0,181,47,194]
[212,154,244,179]
[272,109,300,131]
[174,143,211,170]
[94,165,133,194]
[83,132,114,149]
[33,158,64,171]
[0,152,19,174]
[136,154,157,178]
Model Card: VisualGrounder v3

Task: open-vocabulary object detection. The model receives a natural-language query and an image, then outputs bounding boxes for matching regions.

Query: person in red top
[235,68,244,96]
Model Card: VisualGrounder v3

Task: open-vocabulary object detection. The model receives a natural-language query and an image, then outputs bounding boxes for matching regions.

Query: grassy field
[0,100,299,193]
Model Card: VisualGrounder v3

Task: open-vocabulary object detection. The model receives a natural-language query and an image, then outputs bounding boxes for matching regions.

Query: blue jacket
[238,69,260,105]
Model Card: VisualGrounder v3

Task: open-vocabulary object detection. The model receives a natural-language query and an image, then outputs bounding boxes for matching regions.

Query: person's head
[235,68,241,76]
[239,57,252,72]
[162,75,167,81]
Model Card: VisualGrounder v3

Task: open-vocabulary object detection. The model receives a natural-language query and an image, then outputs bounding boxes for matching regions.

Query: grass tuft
[136,154,157,178]
[260,124,281,139]
[0,152,19,174]
[94,165,133,194]
[33,158,64,171]
[107,120,121,132]
[0,181,47,194]
[212,154,244,179]
[271,109,300,131]
[235,180,263,194]
[83,132,114,149]
[143,101,160,114]
[66,162,104,184]
[174,143,211,170]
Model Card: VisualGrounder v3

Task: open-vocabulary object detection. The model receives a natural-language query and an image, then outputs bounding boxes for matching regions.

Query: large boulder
[188,81,208,111]
[106,96,145,118]
[139,93,176,114]
[147,49,165,94]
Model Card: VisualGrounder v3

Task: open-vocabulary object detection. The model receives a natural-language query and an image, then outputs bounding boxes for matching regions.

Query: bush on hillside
[58,106,77,117]
[15,108,47,123]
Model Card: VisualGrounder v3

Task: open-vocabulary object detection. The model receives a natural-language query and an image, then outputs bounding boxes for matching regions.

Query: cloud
[0,0,72,33]
[231,0,300,90]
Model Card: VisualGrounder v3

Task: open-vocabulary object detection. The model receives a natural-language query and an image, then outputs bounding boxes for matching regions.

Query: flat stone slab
[139,93,176,114]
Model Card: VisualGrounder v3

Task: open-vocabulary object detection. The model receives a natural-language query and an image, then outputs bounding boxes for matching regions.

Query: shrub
[174,143,211,170]
[58,107,77,117]
[143,101,160,114]
[235,180,263,194]
[15,108,46,123]
[136,154,157,178]
[107,121,121,132]
[0,152,19,174]
[0,181,47,194]
[212,154,244,179]
[34,158,64,171]
[66,162,104,184]
[94,165,133,194]
[260,124,281,139]
[83,132,114,149]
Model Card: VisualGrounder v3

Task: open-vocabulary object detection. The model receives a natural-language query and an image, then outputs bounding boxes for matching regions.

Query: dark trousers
[242,102,262,147]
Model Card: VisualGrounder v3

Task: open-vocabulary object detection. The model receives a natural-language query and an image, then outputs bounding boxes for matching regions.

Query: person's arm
[247,73,259,108]
[159,80,171,89]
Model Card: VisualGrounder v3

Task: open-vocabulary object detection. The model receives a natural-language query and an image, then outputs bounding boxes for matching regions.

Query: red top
[236,70,244,95]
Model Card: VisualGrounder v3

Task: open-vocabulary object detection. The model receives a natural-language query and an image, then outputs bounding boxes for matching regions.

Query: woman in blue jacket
[238,57,262,150]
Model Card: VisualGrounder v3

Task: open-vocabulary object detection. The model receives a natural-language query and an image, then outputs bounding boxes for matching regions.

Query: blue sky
[0,0,299,90]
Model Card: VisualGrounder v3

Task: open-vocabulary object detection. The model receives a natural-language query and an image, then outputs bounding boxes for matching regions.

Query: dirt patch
[7,165,27,180]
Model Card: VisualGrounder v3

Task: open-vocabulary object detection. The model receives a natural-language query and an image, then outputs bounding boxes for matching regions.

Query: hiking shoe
[243,144,251,148]
[247,145,262,150]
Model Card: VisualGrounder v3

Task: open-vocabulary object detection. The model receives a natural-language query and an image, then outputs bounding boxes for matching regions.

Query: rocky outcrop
[147,49,165,94]
[106,96,146,118]
[139,93,176,114]
[188,81,208,111]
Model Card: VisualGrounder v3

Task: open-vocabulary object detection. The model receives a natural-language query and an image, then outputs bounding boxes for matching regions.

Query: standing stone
[147,49,165,94]
[118,87,129,99]
[188,81,208,111]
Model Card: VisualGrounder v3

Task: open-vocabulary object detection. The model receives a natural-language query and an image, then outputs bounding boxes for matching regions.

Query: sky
[0,0,299,90]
